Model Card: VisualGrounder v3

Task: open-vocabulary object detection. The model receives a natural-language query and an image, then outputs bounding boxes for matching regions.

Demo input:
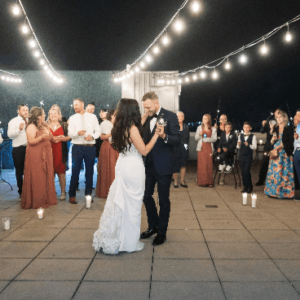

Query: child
[217,122,237,173]
[237,122,257,193]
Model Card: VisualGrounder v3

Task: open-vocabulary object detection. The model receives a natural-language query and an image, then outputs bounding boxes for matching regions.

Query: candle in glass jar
[37,208,44,219]
[251,194,257,208]
[242,193,247,206]
[86,196,92,209]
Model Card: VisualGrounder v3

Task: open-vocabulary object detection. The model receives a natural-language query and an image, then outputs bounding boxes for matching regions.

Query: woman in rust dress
[195,114,217,187]
[96,110,119,198]
[48,107,70,200]
[21,107,57,209]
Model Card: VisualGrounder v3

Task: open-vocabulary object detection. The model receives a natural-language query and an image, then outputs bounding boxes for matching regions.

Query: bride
[93,98,160,254]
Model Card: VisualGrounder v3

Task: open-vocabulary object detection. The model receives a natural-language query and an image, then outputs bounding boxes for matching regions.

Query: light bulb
[28,39,36,48]
[161,79,165,84]
[153,46,160,54]
[200,70,207,79]
[178,78,182,84]
[12,5,21,16]
[260,44,268,55]
[22,25,29,34]
[114,78,118,83]
[239,54,247,64]
[126,74,130,78]
[34,50,41,57]
[157,79,161,84]
[162,35,170,46]
[174,19,184,32]
[193,74,197,80]
[130,70,134,75]
[285,32,292,42]
[185,77,189,82]
[172,80,175,84]
[145,54,152,62]
[224,61,231,70]
[192,1,201,12]
[44,65,49,71]
[134,66,140,72]
[18,79,22,83]
[211,70,219,80]
[39,59,45,65]
[1,76,5,80]
[140,61,145,68]
[167,80,170,84]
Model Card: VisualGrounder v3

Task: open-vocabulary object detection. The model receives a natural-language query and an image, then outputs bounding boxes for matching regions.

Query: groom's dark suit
[143,107,181,235]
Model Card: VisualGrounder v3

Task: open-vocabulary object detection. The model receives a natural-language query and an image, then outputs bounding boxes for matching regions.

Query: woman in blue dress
[264,110,295,199]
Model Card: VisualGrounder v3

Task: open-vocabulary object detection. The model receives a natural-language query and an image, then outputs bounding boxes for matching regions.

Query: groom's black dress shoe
[153,234,166,246]
[140,227,158,239]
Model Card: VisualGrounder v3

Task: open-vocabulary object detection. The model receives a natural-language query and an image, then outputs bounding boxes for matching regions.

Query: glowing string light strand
[115,0,199,78]
[0,69,22,83]
[16,0,63,82]
[177,13,300,79]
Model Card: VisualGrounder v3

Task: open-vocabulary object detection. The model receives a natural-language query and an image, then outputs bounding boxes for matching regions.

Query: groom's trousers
[143,163,172,235]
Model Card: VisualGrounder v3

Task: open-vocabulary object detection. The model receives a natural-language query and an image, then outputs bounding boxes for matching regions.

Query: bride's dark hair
[111,98,142,154]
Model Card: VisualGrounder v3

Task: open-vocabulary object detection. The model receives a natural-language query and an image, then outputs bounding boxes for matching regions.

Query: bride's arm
[130,125,159,156]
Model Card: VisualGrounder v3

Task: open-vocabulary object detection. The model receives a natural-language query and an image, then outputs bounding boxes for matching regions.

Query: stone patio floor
[0,161,300,299]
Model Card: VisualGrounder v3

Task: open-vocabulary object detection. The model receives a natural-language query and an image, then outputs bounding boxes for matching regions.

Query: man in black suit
[140,92,181,246]
[217,122,237,174]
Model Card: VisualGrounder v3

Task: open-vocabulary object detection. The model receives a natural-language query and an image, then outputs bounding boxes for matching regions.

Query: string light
[193,74,197,80]
[0,69,22,84]
[11,0,63,83]
[140,61,146,68]
[191,1,201,13]
[114,0,202,81]
[145,54,152,63]
[176,13,300,85]
[211,69,219,80]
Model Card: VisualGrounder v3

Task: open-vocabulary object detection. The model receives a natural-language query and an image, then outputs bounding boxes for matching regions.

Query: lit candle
[259,140,263,145]
[242,193,247,206]
[3,218,10,230]
[37,208,44,219]
[251,194,257,208]
[86,196,92,209]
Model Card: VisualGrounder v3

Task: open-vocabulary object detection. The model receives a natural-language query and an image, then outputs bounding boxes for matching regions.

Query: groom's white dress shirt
[68,112,101,145]
[7,115,28,147]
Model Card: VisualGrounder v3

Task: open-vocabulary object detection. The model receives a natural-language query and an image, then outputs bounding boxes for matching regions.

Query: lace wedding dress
[93,144,145,254]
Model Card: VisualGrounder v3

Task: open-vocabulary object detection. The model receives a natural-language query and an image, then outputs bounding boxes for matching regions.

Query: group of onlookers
[194,108,299,199]
[7,101,300,210]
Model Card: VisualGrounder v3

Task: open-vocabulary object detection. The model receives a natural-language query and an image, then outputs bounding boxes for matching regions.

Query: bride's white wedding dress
[93,144,145,254]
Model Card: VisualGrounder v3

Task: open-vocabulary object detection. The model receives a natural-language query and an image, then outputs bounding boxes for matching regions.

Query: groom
[141,92,181,246]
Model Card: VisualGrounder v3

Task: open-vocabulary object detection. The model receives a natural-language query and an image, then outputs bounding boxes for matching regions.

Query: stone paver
[1,165,300,299]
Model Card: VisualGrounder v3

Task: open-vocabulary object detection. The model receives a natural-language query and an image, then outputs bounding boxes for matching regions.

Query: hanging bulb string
[17,0,62,78]
[0,69,21,77]
[116,0,190,77]
[177,13,300,77]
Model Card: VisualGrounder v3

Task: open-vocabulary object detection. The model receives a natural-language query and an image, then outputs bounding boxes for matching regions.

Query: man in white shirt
[7,104,29,197]
[68,98,101,204]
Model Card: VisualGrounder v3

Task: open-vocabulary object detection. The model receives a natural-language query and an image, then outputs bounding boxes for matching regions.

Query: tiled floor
[0,162,300,299]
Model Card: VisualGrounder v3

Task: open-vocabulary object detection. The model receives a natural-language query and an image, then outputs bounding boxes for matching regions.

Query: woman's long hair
[201,114,212,130]
[111,99,142,153]
[27,107,44,129]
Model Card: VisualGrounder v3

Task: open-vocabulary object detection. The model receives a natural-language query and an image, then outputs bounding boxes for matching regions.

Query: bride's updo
[111,98,142,154]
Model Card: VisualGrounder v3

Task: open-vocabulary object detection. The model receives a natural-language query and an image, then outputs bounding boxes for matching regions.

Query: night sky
[1,0,300,130]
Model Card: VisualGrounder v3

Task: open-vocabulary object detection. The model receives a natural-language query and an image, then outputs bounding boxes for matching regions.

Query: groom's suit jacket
[143,107,181,176]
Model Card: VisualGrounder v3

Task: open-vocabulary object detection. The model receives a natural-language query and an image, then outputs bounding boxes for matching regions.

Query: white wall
[122,71,180,113]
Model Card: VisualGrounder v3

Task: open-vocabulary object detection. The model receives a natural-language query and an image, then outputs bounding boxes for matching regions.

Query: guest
[214,114,227,150]
[294,109,300,193]
[173,111,189,188]
[195,114,217,187]
[86,102,95,114]
[217,121,237,173]
[237,122,257,193]
[264,110,295,199]
[7,104,29,197]
[48,107,70,200]
[21,107,57,209]
[50,104,67,122]
[256,108,281,186]
[95,108,108,159]
[96,110,119,198]
[68,98,101,204]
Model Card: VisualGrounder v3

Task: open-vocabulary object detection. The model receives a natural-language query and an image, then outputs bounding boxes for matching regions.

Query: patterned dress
[264,133,295,199]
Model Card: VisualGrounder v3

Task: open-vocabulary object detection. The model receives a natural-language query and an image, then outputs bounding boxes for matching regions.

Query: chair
[213,150,241,189]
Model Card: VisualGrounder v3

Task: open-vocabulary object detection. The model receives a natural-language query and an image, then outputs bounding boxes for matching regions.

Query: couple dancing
[93,92,181,254]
